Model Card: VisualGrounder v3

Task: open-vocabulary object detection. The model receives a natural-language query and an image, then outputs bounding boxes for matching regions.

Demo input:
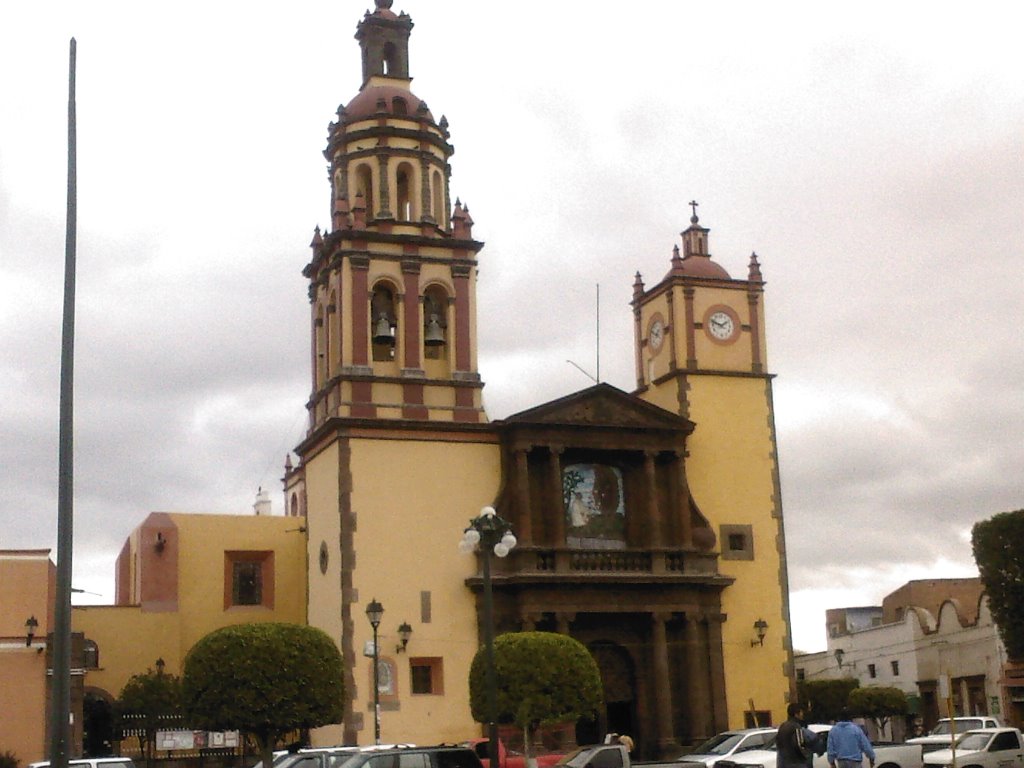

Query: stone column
[376,152,392,218]
[555,612,575,635]
[666,290,678,370]
[401,261,421,371]
[451,264,472,373]
[651,612,678,756]
[685,613,712,742]
[747,290,763,374]
[520,612,543,631]
[548,447,565,547]
[514,448,533,545]
[419,153,435,224]
[645,451,661,548]
[676,452,692,549]
[350,256,370,367]
[683,286,697,370]
[706,613,729,733]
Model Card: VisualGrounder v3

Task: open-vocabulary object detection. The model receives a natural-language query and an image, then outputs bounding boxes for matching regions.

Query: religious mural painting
[562,463,626,549]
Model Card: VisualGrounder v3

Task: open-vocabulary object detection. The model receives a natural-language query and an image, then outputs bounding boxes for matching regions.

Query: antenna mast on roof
[566,284,601,384]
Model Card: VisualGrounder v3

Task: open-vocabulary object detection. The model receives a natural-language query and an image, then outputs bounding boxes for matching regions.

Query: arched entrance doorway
[582,642,636,747]
[83,689,115,757]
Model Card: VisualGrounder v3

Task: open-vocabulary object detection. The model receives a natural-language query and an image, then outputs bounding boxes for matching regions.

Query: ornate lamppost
[365,598,384,745]
[459,506,517,768]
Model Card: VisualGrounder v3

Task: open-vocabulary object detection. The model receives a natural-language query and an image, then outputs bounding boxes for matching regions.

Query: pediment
[500,383,693,434]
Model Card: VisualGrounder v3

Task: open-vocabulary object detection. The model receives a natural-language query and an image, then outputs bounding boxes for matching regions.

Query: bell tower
[303,0,486,427]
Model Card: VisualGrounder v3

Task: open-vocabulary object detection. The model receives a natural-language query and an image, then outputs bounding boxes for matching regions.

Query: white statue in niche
[569,491,590,527]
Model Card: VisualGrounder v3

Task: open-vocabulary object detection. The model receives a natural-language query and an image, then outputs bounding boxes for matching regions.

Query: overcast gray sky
[2,1,1021,653]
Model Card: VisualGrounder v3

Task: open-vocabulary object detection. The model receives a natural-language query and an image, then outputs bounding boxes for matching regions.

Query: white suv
[29,759,137,768]
[908,718,1005,755]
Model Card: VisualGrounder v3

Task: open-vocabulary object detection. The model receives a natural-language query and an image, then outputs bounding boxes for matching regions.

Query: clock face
[707,310,736,341]
[649,319,665,351]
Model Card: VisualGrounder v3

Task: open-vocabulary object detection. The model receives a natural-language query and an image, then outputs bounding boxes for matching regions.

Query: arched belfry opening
[423,285,449,362]
[370,283,398,362]
[396,162,414,221]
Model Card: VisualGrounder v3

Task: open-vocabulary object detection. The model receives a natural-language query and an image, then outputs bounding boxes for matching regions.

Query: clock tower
[632,206,768,398]
[632,205,795,698]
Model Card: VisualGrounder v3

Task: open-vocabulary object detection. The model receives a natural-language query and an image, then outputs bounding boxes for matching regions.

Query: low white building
[794,579,1016,736]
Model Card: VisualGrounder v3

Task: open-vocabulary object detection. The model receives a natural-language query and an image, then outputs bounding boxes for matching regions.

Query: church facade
[288,1,793,756]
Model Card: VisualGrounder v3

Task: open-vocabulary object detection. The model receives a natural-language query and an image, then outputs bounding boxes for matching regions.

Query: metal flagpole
[49,37,77,768]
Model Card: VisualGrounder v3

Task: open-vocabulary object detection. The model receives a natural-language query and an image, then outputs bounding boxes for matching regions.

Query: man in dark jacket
[778,703,820,768]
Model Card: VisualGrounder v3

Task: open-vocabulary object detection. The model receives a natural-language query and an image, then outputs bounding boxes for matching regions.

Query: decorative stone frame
[719,524,754,561]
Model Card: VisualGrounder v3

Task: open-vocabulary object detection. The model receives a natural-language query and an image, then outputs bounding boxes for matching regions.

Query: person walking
[827,709,876,768]
[778,703,819,768]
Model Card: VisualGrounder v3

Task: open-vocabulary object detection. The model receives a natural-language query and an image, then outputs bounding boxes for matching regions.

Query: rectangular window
[891,660,900,676]
[421,590,432,623]
[868,664,877,678]
[743,711,772,728]
[719,524,754,561]
[224,551,274,609]
[234,561,262,605]
[410,657,444,695]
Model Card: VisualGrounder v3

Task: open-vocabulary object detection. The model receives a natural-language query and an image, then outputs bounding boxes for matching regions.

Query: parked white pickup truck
[715,724,922,768]
[921,728,1024,768]
[908,719,1005,756]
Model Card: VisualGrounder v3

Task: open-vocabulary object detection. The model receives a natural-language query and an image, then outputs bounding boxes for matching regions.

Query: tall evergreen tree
[972,509,1024,661]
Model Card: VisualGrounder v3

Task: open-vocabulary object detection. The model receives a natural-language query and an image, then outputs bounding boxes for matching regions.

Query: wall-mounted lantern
[750,618,769,647]
[396,622,413,653]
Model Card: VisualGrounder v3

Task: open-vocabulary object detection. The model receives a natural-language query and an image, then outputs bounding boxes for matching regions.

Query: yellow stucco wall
[0,646,49,763]
[72,513,308,702]
[172,513,307,653]
[686,375,788,725]
[308,435,501,746]
[73,606,180,699]
[641,371,789,726]
[1,551,54,764]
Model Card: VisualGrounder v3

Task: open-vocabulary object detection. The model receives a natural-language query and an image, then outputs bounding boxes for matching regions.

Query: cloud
[2,1,1022,651]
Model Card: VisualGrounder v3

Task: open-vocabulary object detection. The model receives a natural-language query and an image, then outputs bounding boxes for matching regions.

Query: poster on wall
[562,463,625,549]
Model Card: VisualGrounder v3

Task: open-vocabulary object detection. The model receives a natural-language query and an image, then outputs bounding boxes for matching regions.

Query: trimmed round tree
[848,686,908,739]
[797,678,860,723]
[182,623,343,768]
[469,632,603,763]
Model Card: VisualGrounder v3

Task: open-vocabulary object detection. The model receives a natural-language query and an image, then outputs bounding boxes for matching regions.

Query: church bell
[424,314,446,346]
[373,314,395,345]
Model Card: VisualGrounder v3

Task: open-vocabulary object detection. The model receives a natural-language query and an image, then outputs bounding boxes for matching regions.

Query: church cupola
[356,0,413,83]
[302,1,487,429]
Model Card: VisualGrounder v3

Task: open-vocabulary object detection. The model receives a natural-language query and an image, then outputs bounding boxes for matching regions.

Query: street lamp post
[365,598,384,745]
[459,506,517,768]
